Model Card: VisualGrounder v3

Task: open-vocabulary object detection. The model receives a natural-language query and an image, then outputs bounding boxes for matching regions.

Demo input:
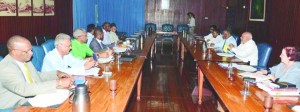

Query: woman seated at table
[254,46,300,88]
[110,24,121,44]
[90,28,113,56]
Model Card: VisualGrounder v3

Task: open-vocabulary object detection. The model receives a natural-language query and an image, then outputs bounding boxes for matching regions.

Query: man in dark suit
[90,28,113,56]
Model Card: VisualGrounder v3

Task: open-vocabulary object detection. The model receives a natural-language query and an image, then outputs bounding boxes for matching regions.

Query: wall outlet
[204,17,208,19]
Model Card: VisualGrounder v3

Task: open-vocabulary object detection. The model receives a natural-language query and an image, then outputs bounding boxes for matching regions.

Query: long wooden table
[15,34,157,112]
[197,61,293,112]
[177,34,293,111]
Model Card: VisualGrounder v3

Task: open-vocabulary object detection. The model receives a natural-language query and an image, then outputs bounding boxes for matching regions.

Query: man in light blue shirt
[42,33,96,75]
[213,29,237,52]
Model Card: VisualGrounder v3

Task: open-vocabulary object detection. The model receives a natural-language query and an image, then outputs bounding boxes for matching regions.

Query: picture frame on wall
[32,0,44,16]
[45,0,54,16]
[18,0,32,16]
[249,0,266,21]
[0,0,17,16]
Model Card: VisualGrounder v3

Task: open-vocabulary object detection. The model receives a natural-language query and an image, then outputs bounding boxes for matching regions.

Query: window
[161,0,169,10]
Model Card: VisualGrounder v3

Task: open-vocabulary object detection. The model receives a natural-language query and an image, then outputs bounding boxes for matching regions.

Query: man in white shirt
[42,33,96,75]
[102,22,115,46]
[86,24,95,46]
[229,32,258,66]
[205,30,223,45]
[204,25,218,40]
[213,29,237,52]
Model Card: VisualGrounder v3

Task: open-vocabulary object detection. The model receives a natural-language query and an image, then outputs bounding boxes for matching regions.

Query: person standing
[187,12,196,34]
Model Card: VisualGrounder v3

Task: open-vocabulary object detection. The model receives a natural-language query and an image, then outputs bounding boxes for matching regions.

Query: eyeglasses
[13,49,32,54]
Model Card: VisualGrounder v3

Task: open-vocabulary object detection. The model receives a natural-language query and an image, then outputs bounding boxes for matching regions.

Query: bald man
[229,32,258,65]
[0,35,73,108]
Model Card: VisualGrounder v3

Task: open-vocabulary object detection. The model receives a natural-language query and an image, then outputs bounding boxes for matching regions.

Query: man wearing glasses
[0,35,73,108]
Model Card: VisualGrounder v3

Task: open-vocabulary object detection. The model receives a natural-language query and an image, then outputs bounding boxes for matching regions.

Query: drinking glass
[240,81,251,95]
[264,96,273,112]
[110,80,117,97]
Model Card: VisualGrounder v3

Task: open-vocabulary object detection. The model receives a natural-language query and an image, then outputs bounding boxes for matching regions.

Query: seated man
[205,29,223,45]
[204,25,218,40]
[0,35,73,108]
[229,32,258,66]
[90,28,113,56]
[86,24,96,46]
[42,33,96,75]
[71,28,109,59]
[109,24,120,43]
[213,29,237,52]
[102,22,115,46]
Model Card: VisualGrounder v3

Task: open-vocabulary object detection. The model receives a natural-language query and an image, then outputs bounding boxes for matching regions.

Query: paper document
[235,65,257,72]
[75,67,100,76]
[217,53,235,57]
[28,89,70,107]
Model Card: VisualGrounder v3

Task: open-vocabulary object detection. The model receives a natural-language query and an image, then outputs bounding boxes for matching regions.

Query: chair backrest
[0,56,3,62]
[35,35,46,45]
[257,43,272,69]
[31,45,45,72]
[177,24,189,33]
[0,44,8,58]
[145,23,157,32]
[41,39,55,54]
[232,34,241,46]
[162,24,174,32]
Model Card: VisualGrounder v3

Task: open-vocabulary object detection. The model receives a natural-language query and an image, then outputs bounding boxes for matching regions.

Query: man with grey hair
[229,32,258,65]
[71,28,95,59]
[42,33,96,75]
[0,35,73,108]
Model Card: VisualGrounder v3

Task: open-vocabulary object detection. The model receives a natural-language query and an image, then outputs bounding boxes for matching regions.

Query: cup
[264,96,273,112]
[110,80,117,97]
[240,81,251,95]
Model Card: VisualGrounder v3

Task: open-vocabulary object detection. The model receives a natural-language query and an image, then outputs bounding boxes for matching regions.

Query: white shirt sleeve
[187,17,195,27]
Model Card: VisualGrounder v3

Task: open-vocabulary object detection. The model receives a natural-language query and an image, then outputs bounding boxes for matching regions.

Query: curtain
[98,0,145,36]
[145,0,226,35]
[73,0,98,30]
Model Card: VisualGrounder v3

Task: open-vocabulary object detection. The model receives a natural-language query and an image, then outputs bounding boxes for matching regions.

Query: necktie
[99,42,103,49]
[222,39,228,53]
[24,63,34,83]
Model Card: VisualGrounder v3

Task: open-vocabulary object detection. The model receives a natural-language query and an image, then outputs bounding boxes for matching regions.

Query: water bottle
[202,41,207,53]
[72,84,90,112]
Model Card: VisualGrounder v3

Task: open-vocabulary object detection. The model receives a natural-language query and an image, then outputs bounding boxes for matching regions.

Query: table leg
[177,36,180,52]
[181,42,185,60]
[151,43,154,58]
[198,66,203,104]
[137,72,142,100]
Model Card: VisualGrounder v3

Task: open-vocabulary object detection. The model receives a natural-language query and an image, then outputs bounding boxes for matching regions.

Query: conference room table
[15,34,156,112]
[177,34,294,111]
